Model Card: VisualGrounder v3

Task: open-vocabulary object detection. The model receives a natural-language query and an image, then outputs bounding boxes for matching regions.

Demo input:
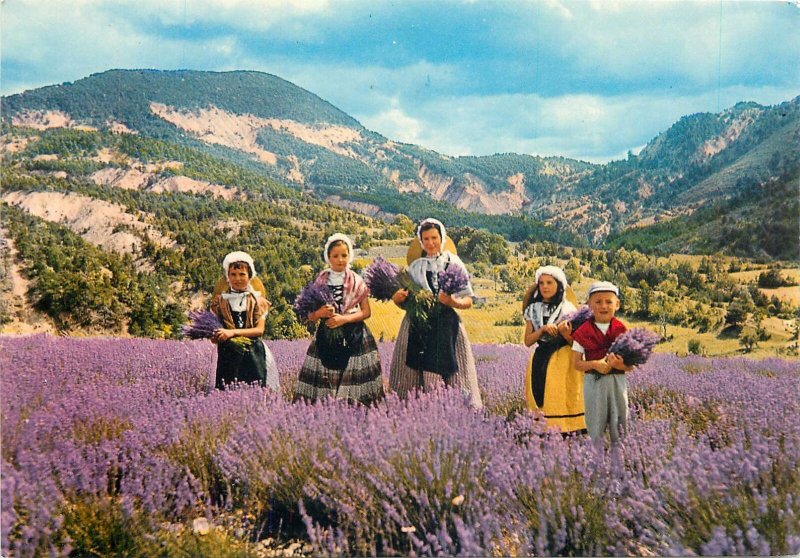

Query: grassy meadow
[361,246,798,359]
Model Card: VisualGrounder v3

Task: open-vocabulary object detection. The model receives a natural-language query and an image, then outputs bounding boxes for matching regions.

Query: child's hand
[607,353,626,371]
[541,324,558,337]
[392,289,409,304]
[212,328,235,343]
[325,314,348,329]
[557,321,572,337]
[595,359,612,374]
[311,304,335,321]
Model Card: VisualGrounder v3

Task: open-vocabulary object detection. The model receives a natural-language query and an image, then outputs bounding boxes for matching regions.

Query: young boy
[571,281,634,444]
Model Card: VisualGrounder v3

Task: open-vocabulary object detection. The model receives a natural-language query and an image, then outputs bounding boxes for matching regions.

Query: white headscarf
[416,218,447,253]
[523,265,574,329]
[323,233,354,268]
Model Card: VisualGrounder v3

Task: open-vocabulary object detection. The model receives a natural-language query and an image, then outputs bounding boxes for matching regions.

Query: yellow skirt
[525,344,586,433]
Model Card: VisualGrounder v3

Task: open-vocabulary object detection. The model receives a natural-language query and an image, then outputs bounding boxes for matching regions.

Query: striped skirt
[389,315,483,408]
[294,323,385,405]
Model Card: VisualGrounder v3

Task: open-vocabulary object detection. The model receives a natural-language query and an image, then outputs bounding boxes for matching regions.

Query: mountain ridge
[3,69,798,253]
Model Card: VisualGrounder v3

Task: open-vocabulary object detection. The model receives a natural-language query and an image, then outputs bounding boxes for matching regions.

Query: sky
[2,0,798,163]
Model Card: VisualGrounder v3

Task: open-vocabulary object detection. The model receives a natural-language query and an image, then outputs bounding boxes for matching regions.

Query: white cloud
[362,101,424,144]
[364,85,799,162]
[545,0,574,20]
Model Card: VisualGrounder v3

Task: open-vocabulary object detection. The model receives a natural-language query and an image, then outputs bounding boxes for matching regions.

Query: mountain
[605,167,799,261]
[2,69,596,216]
[5,70,797,251]
[528,98,800,243]
[2,70,798,253]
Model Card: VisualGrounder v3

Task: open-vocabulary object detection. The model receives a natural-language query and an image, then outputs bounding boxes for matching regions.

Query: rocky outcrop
[1,191,175,259]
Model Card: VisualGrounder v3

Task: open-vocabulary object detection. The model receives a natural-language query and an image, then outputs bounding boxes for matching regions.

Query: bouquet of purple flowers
[293,281,337,319]
[363,257,403,302]
[180,310,252,352]
[293,281,342,342]
[437,265,470,296]
[557,305,593,330]
[362,257,437,328]
[608,328,661,366]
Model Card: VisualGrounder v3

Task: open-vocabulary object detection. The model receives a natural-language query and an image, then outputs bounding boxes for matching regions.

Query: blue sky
[2,0,798,162]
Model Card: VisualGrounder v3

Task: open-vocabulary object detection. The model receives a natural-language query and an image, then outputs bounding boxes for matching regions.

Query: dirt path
[0,226,57,334]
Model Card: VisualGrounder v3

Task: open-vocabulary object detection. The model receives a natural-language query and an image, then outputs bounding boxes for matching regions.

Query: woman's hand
[437,291,455,307]
[392,289,409,305]
[325,314,348,329]
[212,328,235,343]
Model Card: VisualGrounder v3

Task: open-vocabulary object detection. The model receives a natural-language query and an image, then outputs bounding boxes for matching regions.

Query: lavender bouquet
[362,257,435,326]
[180,310,252,352]
[293,281,342,342]
[557,305,593,331]
[363,257,403,301]
[437,265,470,296]
[608,328,661,366]
[406,280,435,330]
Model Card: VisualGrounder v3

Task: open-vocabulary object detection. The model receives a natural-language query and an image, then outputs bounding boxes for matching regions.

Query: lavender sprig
[363,257,402,301]
[437,265,470,296]
[294,280,344,343]
[608,328,661,366]
[180,310,223,339]
[180,310,252,352]
[557,305,593,330]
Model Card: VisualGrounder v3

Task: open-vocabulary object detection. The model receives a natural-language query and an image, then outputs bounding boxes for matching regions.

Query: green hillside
[2,69,798,269]
[605,166,800,261]
[2,69,361,131]
[0,125,411,337]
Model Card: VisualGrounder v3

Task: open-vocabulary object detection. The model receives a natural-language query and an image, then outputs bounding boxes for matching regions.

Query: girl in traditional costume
[294,234,385,405]
[522,266,586,433]
[388,218,482,408]
[211,251,279,390]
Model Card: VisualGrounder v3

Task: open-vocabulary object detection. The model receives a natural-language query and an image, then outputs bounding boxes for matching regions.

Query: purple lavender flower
[437,265,470,296]
[363,257,402,301]
[180,310,252,352]
[180,310,223,339]
[608,328,661,366]
[557,305,593,330]
[293,281,336,319]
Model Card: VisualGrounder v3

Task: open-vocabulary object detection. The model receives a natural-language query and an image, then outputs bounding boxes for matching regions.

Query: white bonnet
[222,251,256,278]
[416,218,447,247]
[535,265,568,290]
[323,233,354,266]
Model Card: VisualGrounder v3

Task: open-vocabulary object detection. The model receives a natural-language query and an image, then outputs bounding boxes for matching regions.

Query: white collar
[327,269,346,285]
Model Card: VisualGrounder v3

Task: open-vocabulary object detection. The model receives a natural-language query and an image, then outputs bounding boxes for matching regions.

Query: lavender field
[2,335,799,557]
